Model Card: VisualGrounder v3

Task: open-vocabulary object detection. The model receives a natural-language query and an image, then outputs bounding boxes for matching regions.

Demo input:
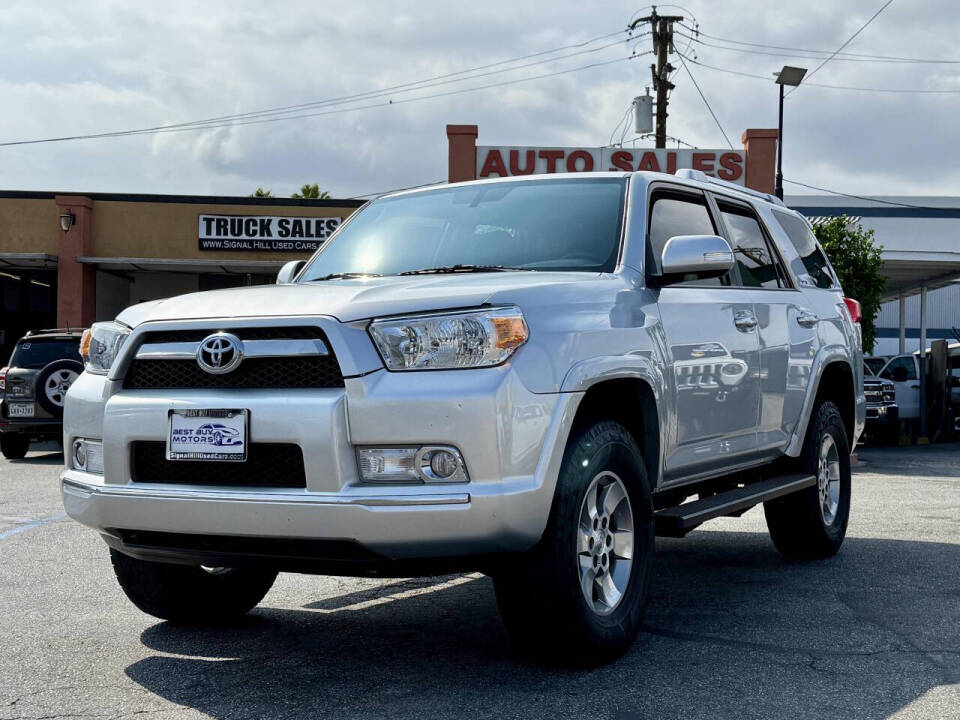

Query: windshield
[298,178,627,281]
[10,338,80,369]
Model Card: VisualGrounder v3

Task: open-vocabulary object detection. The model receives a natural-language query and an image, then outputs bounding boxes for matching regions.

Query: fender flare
[785,344,857,457]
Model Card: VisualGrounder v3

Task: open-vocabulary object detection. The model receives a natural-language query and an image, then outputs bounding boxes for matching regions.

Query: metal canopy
[0,253,58,269]
[76,256,288,275]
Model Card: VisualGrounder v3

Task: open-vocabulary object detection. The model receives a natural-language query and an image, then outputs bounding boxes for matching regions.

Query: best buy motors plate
[167,409,248,461]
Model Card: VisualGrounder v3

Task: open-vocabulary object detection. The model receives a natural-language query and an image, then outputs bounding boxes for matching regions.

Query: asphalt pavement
[1,441,958,720]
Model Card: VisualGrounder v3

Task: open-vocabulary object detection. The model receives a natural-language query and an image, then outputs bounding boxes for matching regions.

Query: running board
[655,474,816,538]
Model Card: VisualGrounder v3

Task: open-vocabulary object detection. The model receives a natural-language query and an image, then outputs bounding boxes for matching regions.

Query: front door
[647,187,762,481]
[880,354,920,419]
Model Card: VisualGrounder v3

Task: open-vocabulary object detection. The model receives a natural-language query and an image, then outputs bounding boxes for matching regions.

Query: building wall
[873,282,960,356]
[0,197,60,254]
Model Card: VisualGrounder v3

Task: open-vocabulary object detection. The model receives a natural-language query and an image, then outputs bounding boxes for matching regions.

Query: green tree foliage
[291,183,331,199]
[813,215,885,353]
[249,188,273,197]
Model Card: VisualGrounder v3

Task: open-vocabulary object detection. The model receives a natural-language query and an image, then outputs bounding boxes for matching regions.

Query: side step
[654,473,816,538]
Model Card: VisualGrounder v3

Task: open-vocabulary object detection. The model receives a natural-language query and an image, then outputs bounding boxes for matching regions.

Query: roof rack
[24,327,82,337]
[674,169,785,206]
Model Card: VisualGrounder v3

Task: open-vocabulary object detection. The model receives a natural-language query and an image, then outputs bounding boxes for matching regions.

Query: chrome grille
[123,326,345,390]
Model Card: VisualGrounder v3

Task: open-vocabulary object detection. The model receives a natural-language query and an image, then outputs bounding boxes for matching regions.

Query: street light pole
[773,65,807,201]
[775,82,785,200]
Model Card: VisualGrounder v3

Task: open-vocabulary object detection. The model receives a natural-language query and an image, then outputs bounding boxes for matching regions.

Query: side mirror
[276,260,305,284]
[892,366,909,383]
[650,235,735,287]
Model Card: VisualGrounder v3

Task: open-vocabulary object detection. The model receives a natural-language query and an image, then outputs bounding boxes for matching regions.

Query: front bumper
[865,403,899,430]
[61,365,577,562]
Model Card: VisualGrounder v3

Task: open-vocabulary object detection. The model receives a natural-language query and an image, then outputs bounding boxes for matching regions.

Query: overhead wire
[0,29,639,147]
[677,53,733,149]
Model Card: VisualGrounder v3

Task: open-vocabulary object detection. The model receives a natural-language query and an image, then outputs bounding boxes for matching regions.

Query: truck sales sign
[476,147,745,185]
[198,214,342,252]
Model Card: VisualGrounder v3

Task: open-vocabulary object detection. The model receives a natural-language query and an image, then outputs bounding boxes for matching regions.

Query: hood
[116,272,598,327]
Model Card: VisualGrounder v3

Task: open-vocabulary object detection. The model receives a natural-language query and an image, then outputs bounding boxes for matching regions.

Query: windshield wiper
[307,272,383,282]
[398,264,532,276]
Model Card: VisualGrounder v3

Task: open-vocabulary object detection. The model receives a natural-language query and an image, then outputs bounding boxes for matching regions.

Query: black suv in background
[0,329,83,459]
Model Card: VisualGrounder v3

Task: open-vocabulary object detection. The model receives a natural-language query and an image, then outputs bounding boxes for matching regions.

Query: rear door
[647,185,762,481]
[713,196,811,451]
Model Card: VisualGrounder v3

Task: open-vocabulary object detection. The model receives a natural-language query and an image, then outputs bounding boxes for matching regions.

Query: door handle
[796,311,820,328]
[734,312,758,331]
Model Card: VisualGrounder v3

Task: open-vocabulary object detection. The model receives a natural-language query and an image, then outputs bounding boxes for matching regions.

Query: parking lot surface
[1,442,958,720]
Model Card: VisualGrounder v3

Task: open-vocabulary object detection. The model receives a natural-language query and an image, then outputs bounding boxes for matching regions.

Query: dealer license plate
[7,403,35,418]
[167,409,248,461]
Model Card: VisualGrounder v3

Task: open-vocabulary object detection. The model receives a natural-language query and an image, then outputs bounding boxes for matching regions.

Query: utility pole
[629,6,684,148]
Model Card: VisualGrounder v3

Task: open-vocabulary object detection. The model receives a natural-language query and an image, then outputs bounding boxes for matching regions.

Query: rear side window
[648,192,729,286]
[773,210,835,289]
[717,201,785,289]
[9,339,80,369]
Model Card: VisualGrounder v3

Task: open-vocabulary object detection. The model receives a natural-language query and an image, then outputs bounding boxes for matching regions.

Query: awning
[76,256,289,275]
[0,253,58,269]
[878,251,960,300]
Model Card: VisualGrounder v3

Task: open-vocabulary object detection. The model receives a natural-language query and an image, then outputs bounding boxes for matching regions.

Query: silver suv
[61,170,864,665]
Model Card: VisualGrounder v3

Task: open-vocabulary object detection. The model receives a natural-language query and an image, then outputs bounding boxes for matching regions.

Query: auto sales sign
[198,214,342,252]
[476,146,745,185]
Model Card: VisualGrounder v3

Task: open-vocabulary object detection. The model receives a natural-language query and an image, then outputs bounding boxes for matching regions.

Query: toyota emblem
[196,333,244,374]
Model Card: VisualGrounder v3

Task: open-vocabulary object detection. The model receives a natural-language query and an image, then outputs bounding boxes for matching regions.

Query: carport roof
[0,253,58,269]
[76,256,287,275]
[787,196,960,301]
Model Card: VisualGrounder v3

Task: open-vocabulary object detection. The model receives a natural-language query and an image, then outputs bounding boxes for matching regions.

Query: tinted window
[648,193,728,286]
[718,201,783,289]
[880,356,917,381]
[298,178,627,279]
[773,210,835,289]
[9,338,81,369]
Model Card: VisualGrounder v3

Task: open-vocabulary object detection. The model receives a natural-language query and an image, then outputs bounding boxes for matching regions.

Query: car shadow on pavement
[125,531,960,720]
[855,441,960,478]
[6,451,63,465]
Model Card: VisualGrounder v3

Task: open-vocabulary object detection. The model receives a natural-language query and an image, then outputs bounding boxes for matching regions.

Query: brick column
[55,195,95,328]
[741,129,778,195]
[446,124,478,183]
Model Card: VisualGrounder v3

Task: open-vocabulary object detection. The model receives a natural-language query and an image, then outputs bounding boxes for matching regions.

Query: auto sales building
[0,192,364,361]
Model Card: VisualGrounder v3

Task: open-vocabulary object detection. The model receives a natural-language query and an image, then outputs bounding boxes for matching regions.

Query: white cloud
[0,0,958,197]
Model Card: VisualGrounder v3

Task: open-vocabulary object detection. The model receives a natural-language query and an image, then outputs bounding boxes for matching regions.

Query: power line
[677,54,733,149]
[678,52,960,93]
[675,29,959,64]
[0,30,636,148]
[784,179,947,209]
[678,23,959,64]
[785,0,896,97]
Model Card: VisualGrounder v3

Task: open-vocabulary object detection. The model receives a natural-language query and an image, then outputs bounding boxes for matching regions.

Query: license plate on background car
[167,409,248,461]
[7,403,34,418]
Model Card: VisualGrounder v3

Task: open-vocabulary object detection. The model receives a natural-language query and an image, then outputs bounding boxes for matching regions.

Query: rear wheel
[493,420,654,666]
[764,400,851,559]
[0,434,30,460]
[110,550,277,623]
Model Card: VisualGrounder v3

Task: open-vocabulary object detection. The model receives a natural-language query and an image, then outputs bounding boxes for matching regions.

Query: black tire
[764,400,851,560]
[0,434,30,460]
[34,359,83,418]
[110,550,277,623]
[493,420,655,667]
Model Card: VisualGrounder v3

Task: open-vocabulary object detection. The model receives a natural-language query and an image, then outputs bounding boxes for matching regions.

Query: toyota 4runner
[62,170,864,665]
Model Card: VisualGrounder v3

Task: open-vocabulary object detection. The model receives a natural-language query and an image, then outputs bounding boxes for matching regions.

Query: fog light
[356,445,468,484]
[417,446,468,483]
[72,439,103,475]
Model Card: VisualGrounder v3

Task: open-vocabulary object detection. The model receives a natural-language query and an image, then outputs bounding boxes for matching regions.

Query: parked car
[61,170,864,665]
[863,362,898,443]
[0,329,83,459]
[878,343,960,423]
[864,356,888,376]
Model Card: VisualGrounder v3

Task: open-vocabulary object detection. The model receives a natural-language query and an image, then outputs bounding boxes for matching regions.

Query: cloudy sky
[1,0,957,199]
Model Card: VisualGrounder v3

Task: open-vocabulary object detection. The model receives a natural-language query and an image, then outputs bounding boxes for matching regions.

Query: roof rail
[24,327,81,337]
[674,169,785,206]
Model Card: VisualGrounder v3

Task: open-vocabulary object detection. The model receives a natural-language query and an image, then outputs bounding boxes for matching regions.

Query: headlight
[79,322,130,375]
[369,306,528,371]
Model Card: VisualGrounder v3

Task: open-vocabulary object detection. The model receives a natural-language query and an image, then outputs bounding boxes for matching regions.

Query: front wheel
[764,400,851,559]
[110,550,277,623]
[0,434,30,460]
[493,420,654,666]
